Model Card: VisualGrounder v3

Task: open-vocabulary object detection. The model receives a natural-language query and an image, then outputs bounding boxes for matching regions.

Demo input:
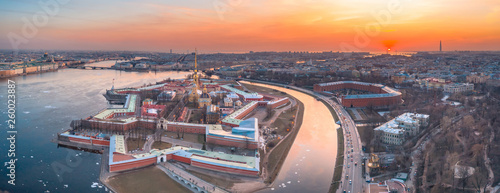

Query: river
[248,82,340,193]
[84,60,121,68]
[0,70,337,192]
[0,69,190,192]
[84,57,147,68]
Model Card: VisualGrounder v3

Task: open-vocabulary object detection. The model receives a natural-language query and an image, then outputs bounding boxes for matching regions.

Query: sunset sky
[1,0,499,53]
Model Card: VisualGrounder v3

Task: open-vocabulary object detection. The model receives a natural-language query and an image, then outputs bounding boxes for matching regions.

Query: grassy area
[265,100,304,184]
[243,81,300,134]
[126,138,146,151]
[186,169,240,190]
[151,141,172,150]
[262,110,275,122]
[163,131,205,144]
[188,109,204,123]
[107,166,190,193]
[270,106,298,137]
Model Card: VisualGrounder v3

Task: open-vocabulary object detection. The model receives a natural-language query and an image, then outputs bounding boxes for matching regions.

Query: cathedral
[198,85,212,108]
[186,50,212,108]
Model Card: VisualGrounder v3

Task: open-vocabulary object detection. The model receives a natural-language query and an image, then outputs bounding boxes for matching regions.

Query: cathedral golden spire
[188,48,200,103]
[194,48,197,73]
[194,48,199,90]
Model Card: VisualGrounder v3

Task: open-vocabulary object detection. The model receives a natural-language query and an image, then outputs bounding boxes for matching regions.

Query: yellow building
[143,98,154,106]
[367,153,380,175]
[188,83,200,103]
[198,85,212,108]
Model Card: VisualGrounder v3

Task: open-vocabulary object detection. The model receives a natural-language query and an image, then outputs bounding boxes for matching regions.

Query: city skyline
[1,0,500,53]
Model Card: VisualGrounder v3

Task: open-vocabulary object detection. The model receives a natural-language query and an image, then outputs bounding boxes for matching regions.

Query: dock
[51,138,105,152]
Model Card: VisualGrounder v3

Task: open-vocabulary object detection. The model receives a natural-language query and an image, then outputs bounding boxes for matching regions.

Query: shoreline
[0,68,61,79]
[263,98,304,185]
[238,82,305,185]
[52,78,333,193]
[241,79,343,193]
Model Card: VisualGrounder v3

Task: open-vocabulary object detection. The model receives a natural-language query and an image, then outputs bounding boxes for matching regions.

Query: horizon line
[2,48,500,55]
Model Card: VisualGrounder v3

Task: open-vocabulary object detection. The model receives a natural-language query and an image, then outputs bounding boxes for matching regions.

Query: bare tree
[471,171,488,193]
[457,165,471,192]
[441,116,452,129]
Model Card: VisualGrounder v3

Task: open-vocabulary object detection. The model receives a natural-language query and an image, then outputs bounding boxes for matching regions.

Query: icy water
[0,69,190,192]
[250,82,340,193]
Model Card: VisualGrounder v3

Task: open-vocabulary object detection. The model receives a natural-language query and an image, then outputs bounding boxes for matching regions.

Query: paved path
[143,135,155,152]
[350,108,363,120]
[259,99,294,126]
[158,162,228,193]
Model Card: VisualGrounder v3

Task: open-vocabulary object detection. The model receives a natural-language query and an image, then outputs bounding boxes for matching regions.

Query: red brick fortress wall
[314,81,401,108]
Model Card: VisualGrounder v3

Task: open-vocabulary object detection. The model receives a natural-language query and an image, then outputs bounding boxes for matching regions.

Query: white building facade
[444,83,474,93]
[375,113,429,145]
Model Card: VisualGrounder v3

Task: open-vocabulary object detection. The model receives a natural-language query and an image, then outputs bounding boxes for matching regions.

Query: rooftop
[209,118,259,142]
[220,84,263,99]
[374,112,429,134]
[221,101,258,126]
[318,81,401,99]
[94,94,137,119]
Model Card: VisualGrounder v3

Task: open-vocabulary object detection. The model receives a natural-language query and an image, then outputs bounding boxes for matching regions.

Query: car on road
[351,148,353,152]
[355,162,357,166]
[347,164,350,168]
[349,180,352,185]
[351,158,353,162]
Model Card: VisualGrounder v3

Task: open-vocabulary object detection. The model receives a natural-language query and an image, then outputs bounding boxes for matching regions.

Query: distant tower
[170,49,172,54]
[440,41,442,52]
[188,49,200,103]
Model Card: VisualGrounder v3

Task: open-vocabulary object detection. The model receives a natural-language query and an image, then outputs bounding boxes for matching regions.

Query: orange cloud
[4,0,500,51]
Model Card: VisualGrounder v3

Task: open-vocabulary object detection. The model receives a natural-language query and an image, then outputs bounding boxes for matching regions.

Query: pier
[51,138,105,152]
[68,66,113,70]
